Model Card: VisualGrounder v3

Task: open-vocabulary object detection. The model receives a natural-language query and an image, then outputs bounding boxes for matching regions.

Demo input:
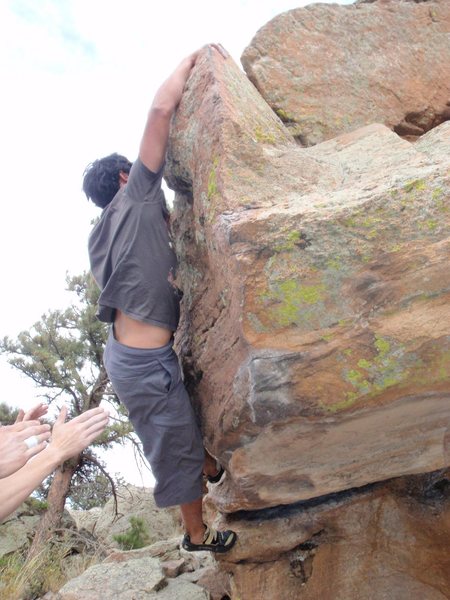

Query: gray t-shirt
[88,158,181,331]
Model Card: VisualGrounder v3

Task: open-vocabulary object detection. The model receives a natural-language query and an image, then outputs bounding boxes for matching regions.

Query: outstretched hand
[49,405,109,464]
[0,406,109,523]
[15,402,48,423]
[0,420,51,478]
[188,43,228,68]
[139,42,229,174]
[210,43,228,59]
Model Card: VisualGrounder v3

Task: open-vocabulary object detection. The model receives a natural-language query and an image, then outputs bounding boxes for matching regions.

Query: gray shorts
[103,329,204,508]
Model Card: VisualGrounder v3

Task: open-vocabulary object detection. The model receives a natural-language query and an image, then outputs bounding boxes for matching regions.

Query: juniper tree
[0,401,19,424]
[0,272,140,558]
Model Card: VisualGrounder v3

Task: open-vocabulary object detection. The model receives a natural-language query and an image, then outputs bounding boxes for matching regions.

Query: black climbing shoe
[206,465,225,484]
[182,526,237,554]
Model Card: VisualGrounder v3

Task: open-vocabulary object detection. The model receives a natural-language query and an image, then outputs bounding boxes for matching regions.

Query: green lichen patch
[338,177,449,265]
[436,349,450,381]
[205,157,221,223]
[343,216,358,228]
[340,212,384,243]
[431,188,449,213]
[207,157,219,200]
[326,258,342,271]
[326,334,417,413]
[274,107,299,122]
[273,230,305,252]
[320,332,334,343]
[322,335,450,413]
[409,344,450,386]
[258,279,327,328]
[432,188,444,202]
[357,358,372,369]
[325,391,360,413]
[403,179,426,194]
[374,335,390,357]
[421,219,439,231]
[254,125,276,145]
[338,319,352,328]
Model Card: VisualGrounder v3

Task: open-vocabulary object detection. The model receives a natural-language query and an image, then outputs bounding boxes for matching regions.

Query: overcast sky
[0,0,354,485]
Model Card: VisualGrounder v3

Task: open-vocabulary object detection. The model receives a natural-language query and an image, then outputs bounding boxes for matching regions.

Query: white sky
[0,0,353,486]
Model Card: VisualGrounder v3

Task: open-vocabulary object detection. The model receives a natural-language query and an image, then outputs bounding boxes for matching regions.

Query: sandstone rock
[167,48,450,514]
[56,555,210,600]
[92,485,180,548]
[196,566,232,600]
[241,1,450,145]
[68,506,101,535]
[0,503,76,559]
[161,557,186,578]
[149,579,210,600]
[0,513,40,558]
[104,538,180,563]
[56,556,166,599]
[179,546,215,575]
[103,537,214,581]
[219,471,450,599]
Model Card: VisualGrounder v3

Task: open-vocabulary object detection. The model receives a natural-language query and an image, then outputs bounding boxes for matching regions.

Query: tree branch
[82,451,119,518]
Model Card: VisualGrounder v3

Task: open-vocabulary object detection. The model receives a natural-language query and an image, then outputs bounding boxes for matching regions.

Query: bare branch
[82,451,119,518]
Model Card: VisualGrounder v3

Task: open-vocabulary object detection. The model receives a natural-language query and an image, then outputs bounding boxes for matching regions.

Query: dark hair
[82,153,132,208]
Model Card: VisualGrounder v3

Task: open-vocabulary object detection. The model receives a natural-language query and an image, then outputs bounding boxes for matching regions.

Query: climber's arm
[139,45,228,174]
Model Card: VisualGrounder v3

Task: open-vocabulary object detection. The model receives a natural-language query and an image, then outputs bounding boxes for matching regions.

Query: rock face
[167,47,450,515]
[218,470,450,600]
[241,0,450,145]
[165,4,450,597]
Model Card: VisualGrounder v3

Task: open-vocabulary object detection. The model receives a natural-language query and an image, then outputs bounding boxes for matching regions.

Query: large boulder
[241,0,450,145]
[55,556,166,599]
[77,485,181,548]
[0,501,76,559]
[0,506,41,559]
[218,470,450,600]
[166,47,450,515]
[56,539,213,600]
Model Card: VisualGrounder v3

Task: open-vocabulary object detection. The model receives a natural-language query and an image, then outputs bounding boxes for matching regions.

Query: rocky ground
[0,486,231,600]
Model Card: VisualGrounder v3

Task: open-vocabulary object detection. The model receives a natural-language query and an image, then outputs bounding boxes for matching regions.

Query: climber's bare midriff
[114,309,172,349]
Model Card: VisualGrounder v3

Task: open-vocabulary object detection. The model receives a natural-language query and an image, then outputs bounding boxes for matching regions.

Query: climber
[82,45,237,554]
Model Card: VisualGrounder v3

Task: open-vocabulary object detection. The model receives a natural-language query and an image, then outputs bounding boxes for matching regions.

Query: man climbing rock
[82,44,236,553]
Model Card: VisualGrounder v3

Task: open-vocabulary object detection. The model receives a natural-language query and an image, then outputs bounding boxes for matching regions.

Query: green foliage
[0,272,137,518]
[0,271,119,425]
[0,272,109,410]
[113,516,150,550]
[0,401,19,424]
[25,497,48,512]
[69,467,125,510]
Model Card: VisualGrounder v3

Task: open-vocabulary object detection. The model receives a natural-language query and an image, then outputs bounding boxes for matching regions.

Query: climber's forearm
[139,45,228,174]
